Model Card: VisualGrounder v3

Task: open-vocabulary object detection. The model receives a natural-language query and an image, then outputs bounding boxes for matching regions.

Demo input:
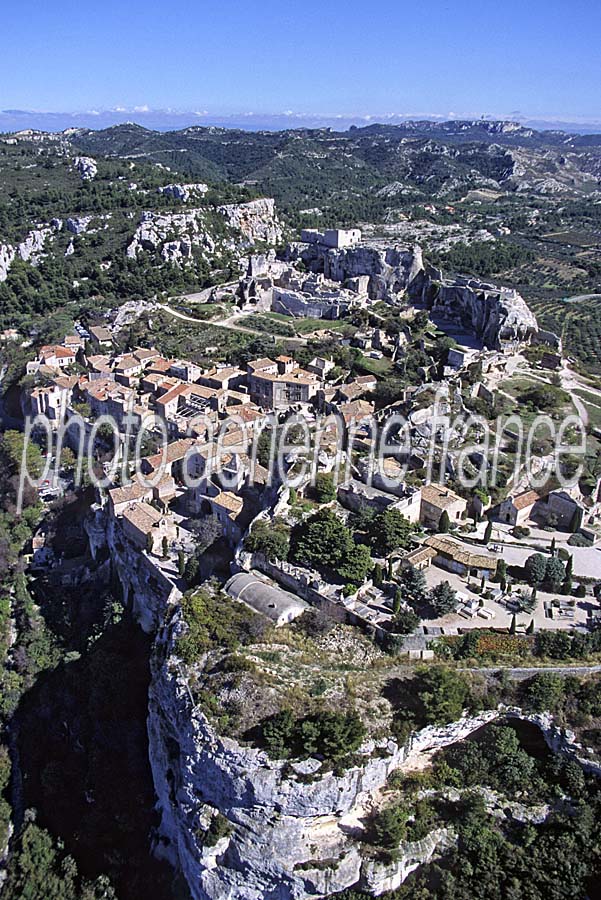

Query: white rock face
[418,271,538,348]
[87,499,592,900]
[126,208,216,260]
[73,155,98,180]
[148,612,484,900]
[0,244,16,282]
[158,183,209,202]
[217,198,283,246]
[66,216,93,235]
[293,240,537,348]
[18,225,56,265]
[126,199,282,262]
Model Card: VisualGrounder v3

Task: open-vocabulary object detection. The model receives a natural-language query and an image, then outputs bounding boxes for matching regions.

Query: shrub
[259,708,366,762]
[244,518,290,561]
[372,803,409,849]
[178,590,267,663]
[201,813,233,847]
[524,673,565,712]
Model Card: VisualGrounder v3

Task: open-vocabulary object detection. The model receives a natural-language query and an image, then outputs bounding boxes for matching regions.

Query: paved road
[462,665,601,676]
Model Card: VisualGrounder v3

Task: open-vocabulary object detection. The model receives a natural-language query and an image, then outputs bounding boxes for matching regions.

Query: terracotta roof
[114,354,140,371]
[108,481,150,506]
[155,384,190,406]
[404,546,437,565]
[40,344,76,360]
[143,438,197,471]
[421,483,466,510]
[247,357,277,372]
[212,491,244,516]
[89,326,113,342]
[147,358,173,374]
[340,399,375,423]
[122,502,163,534]
[424,534,497,571]
[512,490,541,511]
[252,367,318,385]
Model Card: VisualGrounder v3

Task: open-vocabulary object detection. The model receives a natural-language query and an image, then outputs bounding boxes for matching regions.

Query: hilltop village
[21,223,601,644]
[10,212,601,900]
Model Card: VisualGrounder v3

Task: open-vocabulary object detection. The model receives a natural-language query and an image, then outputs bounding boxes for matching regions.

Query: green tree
[398,564,428,609]
[392,607,420,635]
[244,518,290,562]
[291,509,354,570]
[417,666,470,724]
[314,472,337,504]
[438,510,450,533]
[524,553,547,586]
[483,519,493,544]
[566,554,574,579]
[372,563,384,587]
[368,508,415,556]
[429,581,458,616]
[524,672,565,712]
[545,556,566,590]
[337,543,372,585]
[372,802,409,849]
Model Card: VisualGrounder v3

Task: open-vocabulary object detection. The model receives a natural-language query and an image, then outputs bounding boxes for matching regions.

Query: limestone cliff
[87,500,594,900]
[291,240,537,349]
[147,608,481,900]
[416,267,538,348]
[146,608,600,900]
[126,198,283,263]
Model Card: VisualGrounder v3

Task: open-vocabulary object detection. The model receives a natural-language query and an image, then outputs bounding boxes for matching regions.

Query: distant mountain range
[2,108,601,135]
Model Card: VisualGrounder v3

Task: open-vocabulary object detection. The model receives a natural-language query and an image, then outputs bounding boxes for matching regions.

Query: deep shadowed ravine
[14,616,186,899]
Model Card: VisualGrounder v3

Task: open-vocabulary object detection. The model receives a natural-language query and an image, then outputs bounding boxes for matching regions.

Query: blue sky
[2,0,600,121]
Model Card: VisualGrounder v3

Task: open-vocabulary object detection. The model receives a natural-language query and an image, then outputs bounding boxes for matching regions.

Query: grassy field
[573,389,601,430]
[356,354,394,376]
[530,296,601,375]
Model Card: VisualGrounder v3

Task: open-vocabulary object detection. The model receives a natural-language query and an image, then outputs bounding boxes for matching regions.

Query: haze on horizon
[2,0,600,128]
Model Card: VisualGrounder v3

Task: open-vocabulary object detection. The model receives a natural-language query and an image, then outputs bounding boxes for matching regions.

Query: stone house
[496,489,540,526]
[419,483,468,530]
[424,534,497,579]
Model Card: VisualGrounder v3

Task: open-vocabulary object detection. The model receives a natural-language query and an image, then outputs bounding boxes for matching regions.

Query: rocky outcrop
[18,225,56,265]
[147,612,490,900]
[126,209,216,260]
[158,183,209,202]
[85,497,596,900]
[126,199,282,263]
[217,198,283,246]
[0,244,16,283]
[84,503,181,633]
[147,646,601,900]
[290,240,537,348]
[1,220,63,279]
[415,268,538,348]
[291,241,425,302]
[73,155,98,180]
[66,215,93,235]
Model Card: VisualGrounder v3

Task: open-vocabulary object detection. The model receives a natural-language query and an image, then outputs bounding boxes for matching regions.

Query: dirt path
[157,304,309,344]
